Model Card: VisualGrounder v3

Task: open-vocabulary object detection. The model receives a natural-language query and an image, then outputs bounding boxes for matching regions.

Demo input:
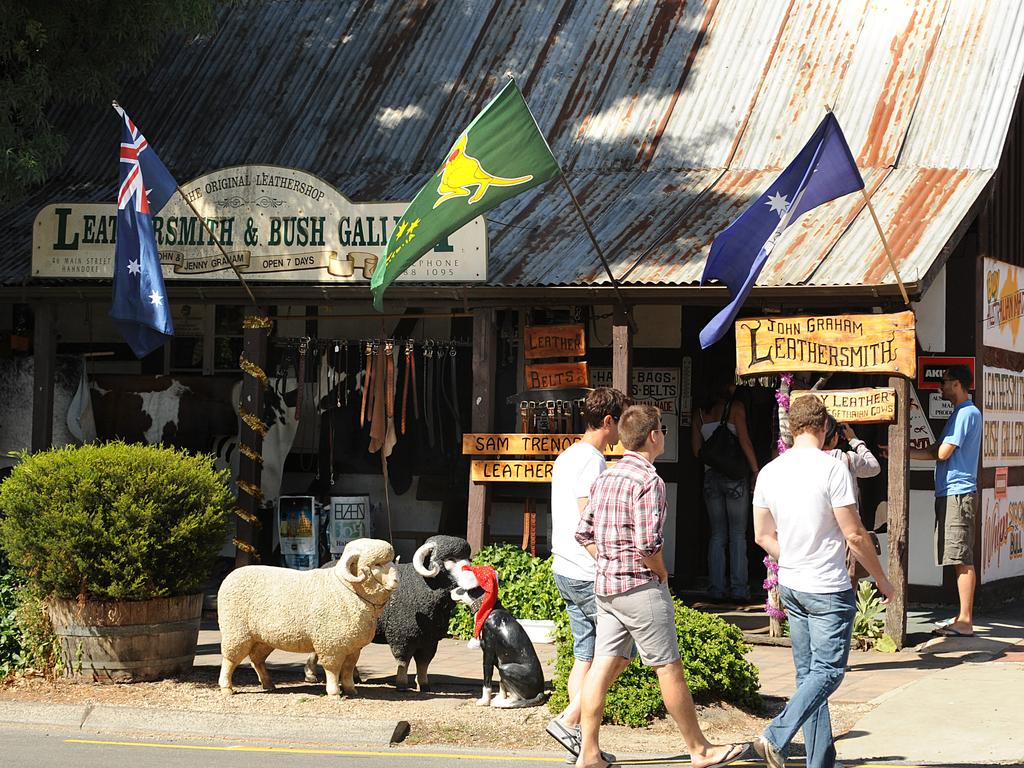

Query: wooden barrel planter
[47,594,203,682]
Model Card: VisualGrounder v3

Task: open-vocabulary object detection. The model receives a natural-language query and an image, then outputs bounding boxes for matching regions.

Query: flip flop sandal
[701,742,750,768]
[545,719,615,764]
[934,626,974,637]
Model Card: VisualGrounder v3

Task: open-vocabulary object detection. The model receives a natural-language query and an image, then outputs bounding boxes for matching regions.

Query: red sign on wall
[917,356,976,391]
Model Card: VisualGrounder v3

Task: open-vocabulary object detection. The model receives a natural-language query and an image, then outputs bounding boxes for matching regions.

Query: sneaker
[753,735,786,768]
[546,719,615,764]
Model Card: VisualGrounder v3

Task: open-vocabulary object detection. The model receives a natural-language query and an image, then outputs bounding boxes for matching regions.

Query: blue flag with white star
[110,104,178,358]
[699,113,864,349]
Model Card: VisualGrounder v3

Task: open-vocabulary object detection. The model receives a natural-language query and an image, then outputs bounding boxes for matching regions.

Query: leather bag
[699,398,748,480]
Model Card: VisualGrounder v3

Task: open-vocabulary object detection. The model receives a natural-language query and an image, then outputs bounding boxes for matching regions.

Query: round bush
[548,598,761,726]
[0,442,233,601]
[448,543,563,639]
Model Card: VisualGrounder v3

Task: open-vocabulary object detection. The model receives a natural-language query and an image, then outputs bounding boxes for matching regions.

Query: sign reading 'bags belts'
[735,311,916,377]
[32,165,487,283]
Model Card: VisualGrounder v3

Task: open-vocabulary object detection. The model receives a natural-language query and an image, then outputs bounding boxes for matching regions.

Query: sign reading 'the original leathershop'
[735,311,916,378]
[32,165,487,283]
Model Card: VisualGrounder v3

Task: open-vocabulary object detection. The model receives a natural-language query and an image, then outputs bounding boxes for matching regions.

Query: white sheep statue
[217,538,399,698]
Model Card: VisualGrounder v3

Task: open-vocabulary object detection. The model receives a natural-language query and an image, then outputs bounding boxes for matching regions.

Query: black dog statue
[451,578,546,708]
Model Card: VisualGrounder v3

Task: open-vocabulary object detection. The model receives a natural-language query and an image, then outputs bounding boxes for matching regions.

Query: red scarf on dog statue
[460,564,498,650]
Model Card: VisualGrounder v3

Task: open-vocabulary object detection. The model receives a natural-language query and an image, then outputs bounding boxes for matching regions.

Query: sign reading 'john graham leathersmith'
[735,311,916,378]
[32,165,487,282]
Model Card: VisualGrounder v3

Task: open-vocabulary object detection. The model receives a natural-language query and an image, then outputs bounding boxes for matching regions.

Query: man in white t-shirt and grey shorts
[545,387,627,763]
[752,396,894,768]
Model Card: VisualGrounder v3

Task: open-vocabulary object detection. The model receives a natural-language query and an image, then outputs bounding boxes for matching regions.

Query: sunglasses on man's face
[656,424,668,435]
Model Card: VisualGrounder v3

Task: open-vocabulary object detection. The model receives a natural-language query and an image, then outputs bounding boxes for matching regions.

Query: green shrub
[0,442,233,602]
[548,597,762,726]
[0,553,61,678]
[448,544,563,639]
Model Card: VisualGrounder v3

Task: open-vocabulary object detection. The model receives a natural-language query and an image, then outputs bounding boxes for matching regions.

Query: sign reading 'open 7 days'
[791,388,897,424]
[735,311,916,378]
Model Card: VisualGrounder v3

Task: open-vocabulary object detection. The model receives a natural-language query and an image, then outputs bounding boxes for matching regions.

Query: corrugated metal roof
[1,0,1022,293]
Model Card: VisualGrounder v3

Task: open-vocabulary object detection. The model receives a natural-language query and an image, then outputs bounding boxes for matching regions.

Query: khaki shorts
[935,493,976,566]
[595,580,679,666]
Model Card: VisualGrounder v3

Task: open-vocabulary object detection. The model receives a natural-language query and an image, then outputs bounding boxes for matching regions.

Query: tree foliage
[0,0,219,204]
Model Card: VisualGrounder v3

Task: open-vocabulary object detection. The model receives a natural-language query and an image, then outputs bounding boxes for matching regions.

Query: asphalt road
[0,726,993,768]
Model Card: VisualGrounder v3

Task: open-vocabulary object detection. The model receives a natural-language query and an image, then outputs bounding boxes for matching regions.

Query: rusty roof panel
[2,0,1023,292]
[811,167,992,286]
[900,0,1024,169]
[487,169,717,286]
[649,0,792,170]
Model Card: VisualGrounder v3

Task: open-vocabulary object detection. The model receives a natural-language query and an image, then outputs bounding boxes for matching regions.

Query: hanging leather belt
[401,339,419,434]
[361,340,373,428]
[424,340,435,447]
[295,337,308,421]
[448,342,460,445]
[519,400,529,433]
[384,340,395,422]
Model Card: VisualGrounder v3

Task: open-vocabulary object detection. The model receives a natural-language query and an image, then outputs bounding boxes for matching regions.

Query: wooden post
[467,309,497,554]
[885,375,910,647]
[31,304,56,453]
[612,305,633,397]
[236,307,269,568]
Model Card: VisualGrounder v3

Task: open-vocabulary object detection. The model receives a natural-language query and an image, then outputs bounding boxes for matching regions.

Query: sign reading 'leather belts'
[735,311,916,377]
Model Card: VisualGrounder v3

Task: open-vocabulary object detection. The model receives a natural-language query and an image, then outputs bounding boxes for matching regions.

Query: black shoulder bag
[699,399,748,480]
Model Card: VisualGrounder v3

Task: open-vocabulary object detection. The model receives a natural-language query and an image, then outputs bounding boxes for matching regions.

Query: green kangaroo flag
[371,79,560,309]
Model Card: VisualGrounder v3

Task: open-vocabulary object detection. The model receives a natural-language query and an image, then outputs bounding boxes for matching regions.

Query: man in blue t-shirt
[910,364,981,637]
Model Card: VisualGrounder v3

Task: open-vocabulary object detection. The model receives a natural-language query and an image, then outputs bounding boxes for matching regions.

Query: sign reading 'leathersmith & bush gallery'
[32,165,487,283]
[735,311,916,378]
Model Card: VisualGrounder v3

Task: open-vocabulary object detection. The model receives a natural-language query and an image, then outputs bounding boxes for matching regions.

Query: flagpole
[175,188,258,305]
[823,105,911,307]
[861,191,911,306]
[557,175,637,333]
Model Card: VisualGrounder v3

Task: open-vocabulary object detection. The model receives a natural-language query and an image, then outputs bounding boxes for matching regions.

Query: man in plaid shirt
[573,404,748,768]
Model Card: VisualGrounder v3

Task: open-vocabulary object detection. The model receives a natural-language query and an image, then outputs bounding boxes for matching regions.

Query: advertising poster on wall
[982,365,1024,468]
[981,486,1024,583]
[983,257,1024,353]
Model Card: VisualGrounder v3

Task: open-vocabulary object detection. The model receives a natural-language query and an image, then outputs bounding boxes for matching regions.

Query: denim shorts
[553,573,597,661]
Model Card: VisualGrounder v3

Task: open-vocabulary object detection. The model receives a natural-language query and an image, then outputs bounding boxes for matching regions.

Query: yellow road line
[64,740,926,768]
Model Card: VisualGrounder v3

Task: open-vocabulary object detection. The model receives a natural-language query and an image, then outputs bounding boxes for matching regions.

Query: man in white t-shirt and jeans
[545,387,628,763]
[752,396,894,768]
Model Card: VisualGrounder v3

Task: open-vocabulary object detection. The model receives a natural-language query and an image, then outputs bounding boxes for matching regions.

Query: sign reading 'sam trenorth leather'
[735,311,916,378]
[32,165,487,283]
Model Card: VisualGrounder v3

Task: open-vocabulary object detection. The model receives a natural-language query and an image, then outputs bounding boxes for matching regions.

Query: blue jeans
[764,585,856,768]
[703,469,749,598]
[553,573,597,661]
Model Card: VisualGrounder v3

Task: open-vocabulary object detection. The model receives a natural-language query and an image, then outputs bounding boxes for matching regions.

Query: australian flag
[699,113,865,349]
[111,104,178,358]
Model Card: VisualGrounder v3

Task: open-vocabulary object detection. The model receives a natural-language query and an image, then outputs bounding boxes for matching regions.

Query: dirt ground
[0,664,872,756]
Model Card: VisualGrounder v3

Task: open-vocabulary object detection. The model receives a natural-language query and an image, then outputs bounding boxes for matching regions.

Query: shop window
[167,304,243,375]
[213,306,244,373]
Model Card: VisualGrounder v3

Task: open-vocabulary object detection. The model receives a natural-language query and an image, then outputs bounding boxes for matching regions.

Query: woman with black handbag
[691,371,760,603]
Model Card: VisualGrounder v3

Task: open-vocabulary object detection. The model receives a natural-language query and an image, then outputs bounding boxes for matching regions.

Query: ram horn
[413,540,441,577]
[339,549,366,583]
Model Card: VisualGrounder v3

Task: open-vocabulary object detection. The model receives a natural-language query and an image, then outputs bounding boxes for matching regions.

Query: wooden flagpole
[175,188,258,305]
[824,104,911,306]
[861,191,911,306]
[558,175,637,334]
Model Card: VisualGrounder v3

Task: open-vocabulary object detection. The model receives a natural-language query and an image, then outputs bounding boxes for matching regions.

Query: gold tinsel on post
[233,316,273,561]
